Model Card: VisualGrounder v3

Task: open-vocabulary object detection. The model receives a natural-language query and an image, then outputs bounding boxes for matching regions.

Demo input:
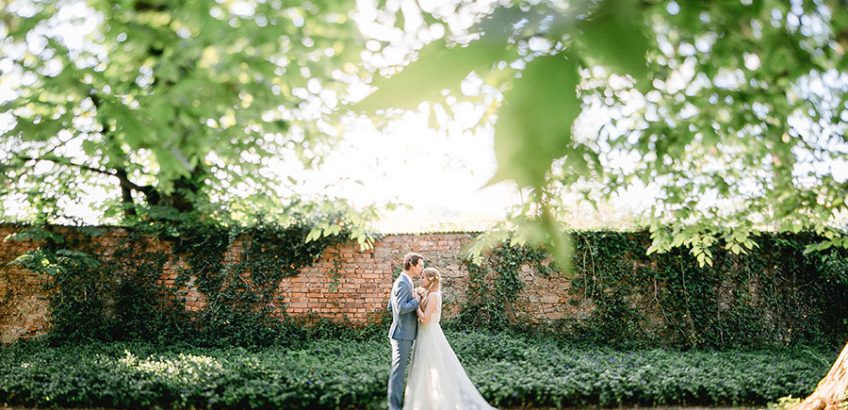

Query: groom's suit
[387,273,419,410]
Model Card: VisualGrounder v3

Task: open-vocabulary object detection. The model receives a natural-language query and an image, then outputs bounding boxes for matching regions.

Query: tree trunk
[157,165,207,213]
[114,168,137,219]
[795,342,848,410]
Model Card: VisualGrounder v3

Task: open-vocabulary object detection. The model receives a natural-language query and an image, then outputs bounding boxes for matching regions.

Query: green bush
[0,330,833,409]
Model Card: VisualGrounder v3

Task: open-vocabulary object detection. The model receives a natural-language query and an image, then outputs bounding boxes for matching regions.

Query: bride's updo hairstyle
[422,267,441,291]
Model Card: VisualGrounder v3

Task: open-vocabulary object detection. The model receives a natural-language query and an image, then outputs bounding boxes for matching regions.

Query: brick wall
[1,226,582,343]
[0,225,51,343]
[0,225,180,343]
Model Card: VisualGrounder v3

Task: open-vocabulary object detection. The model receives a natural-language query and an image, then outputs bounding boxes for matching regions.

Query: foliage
[8,219,350,346]
[459,241,557,329]
[0,0,368,223]
[8,221,847,350]
[9,226,176,342]
[768,395,804,410]
[355,0,848,266]
[458,231,848,349]
[168,219,348,346]
[0,331,835,409]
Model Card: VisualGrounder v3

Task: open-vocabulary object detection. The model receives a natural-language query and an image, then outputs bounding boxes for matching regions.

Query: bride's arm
[417,294,440,324]
[416,302,425,319]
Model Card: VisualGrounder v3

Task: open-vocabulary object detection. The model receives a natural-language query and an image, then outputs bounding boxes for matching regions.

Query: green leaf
[10,116,66,142]
[5,227,64,244]
[97,100,157,148]
[82,140,99,156]
[152,146,191,188]
[353,35,509,112]
[490,54,580,188]
[305,226,322,243]
[577,0,651,90]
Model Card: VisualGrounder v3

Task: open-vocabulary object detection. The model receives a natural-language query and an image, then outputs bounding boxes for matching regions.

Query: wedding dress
[403,291,497,410]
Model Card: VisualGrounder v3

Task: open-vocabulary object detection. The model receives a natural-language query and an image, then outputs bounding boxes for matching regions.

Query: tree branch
[14,154,153,194]
[16,154,113,176]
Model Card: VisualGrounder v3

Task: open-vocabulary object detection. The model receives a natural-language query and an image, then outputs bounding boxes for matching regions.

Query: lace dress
[403,292,497,410]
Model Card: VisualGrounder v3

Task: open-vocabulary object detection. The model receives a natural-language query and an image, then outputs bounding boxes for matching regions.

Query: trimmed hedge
[0,330,833,409]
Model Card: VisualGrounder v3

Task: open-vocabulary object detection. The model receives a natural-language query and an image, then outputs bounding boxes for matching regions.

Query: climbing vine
[459,231,848,348]
[458,242,559,329]
[8,219,347,346]
[168,220,346,346]
[7,222,848,348]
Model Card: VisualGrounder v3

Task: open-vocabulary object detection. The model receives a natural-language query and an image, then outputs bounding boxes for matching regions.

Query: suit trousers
[387,338,414,410]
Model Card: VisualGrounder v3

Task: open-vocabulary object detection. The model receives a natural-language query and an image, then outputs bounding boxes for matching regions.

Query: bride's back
[423,291,442,326]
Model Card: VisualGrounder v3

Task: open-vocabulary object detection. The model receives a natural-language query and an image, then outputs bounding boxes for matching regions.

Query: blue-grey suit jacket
[387,274,419,340]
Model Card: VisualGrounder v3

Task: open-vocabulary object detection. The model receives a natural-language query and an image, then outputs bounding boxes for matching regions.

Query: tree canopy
[3,0,847,265]
[356,0,848,266]
[1,0,369,231]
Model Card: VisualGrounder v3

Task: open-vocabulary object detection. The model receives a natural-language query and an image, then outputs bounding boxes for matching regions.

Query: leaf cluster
[1,0,367,224]
[356,0,848,269]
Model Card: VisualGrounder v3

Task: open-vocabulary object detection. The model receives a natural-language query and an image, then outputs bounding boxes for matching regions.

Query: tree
[355,0,848,407]
[357,0,848,258]
[1,0,366,225]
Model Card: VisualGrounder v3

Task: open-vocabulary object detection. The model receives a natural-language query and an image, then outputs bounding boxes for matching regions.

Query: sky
[291,113,524,233]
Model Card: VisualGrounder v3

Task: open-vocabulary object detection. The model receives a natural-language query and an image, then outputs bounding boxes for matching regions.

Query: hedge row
[0,330,832,409]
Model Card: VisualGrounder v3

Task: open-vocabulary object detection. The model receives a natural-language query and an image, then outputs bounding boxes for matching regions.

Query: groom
[386,252,423,410]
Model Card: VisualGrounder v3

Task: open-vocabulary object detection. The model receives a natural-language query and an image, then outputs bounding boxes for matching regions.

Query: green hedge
[0,330,833,409]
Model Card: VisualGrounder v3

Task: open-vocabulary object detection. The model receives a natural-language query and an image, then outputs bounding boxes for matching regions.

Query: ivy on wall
[8,220,346,346]
[9,226,182,343]
[168,221,346,345]
[7,223,848,349]
[458,242,559,329]
[460,231,848,349]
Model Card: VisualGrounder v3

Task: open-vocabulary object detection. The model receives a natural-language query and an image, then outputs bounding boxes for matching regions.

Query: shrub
[0,330,833,409]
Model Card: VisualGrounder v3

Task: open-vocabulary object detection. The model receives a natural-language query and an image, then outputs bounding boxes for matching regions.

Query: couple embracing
[387,252,496,410]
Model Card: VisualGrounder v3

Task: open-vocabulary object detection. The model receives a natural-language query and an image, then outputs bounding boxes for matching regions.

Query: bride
[403,267,497,410]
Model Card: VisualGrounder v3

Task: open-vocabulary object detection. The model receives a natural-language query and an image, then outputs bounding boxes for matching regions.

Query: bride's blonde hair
[422,267,441,292]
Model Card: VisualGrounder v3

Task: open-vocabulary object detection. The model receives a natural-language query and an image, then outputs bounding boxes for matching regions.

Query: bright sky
[293,115,523,233]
